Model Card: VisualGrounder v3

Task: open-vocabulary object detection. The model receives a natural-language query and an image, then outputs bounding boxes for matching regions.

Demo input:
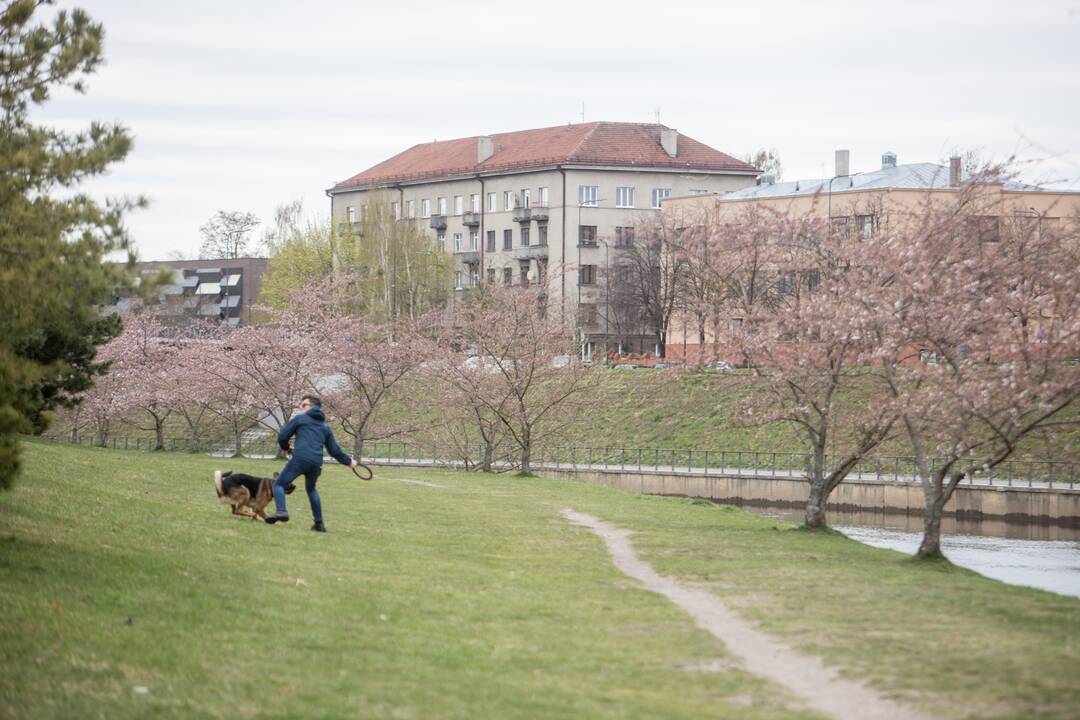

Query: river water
[746,507,1080,600]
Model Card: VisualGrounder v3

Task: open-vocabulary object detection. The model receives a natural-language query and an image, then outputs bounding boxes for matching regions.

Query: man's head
[299,395,322,413]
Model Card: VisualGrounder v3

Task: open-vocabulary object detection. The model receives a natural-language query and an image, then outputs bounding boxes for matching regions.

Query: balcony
[429,214,447,230]
[512,245,548,260]
[512,207,531,223]
[529,204,549,222]
[462,211,481,227]
[454,249,480,265]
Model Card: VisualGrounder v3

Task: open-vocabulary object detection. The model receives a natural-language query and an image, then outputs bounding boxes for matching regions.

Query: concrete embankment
[541,468,1080,527]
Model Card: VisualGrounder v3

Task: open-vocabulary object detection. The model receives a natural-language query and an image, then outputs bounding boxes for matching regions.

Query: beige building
[326,122,757,359]
[662,151,1080,364]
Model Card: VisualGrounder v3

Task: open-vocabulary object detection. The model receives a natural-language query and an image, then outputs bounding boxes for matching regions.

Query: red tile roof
[331,122,756,191]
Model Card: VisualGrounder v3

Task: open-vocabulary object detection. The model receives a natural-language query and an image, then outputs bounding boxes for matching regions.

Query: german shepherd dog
[213,470,290,521]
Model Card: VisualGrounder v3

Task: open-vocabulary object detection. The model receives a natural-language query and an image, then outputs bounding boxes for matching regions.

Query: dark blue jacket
[277,407,352,467]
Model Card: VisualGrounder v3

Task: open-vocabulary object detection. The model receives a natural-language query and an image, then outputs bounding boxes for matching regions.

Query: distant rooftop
[725,161,1044,200]
[330,122,757,192]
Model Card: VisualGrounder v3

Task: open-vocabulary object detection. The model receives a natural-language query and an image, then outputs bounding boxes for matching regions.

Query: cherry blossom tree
[421,347,512,472]
[264,277,431,457]
[177,327,262,456]
[861,169,1080,557]
[444,284,594,474]
[202,311,323,451]
[96,310,179,451]
[694,202,900,528]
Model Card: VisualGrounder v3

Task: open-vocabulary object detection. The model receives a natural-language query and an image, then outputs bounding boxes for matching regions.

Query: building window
[469,231,478,250]
[522,189,530,208]
[470,194,480,213]
[521,227,530,247]
[579,225,597,246]
[487,192,497,212]
[453,232,463,252]
[503,229,512,250]
[421,199,430,218]
[486,268,495,285]
[519,262,530,286]
[454,271,463,289]
[454,196,464,215]
[688,189,709,195]
[537,224,548,246]
[803,269,820,291]
[486,230,496,252]
[470,267,479,288]
[780,272,796,295]
[856,214,875,239]
[405,200,415,218]
[437,230,446,252]
[579,303,598,326]
[539,187,549,207]
[579,265,597,285]
[438,197,447,215]
[578,185,598,207]
[615,226,634,247]
[831,216,851,240]
[503,267,512,286]
[615,186,635,208]
[391,201,400,220]
[504,191,515,210]
[650,188,671,208]
[346,206,356,223]
[974,216,1000,243]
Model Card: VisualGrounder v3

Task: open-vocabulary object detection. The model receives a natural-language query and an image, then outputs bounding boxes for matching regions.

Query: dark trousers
[274,458,323,523]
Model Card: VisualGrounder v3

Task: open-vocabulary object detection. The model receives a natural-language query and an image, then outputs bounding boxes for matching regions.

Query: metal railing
[39,434,1080,491]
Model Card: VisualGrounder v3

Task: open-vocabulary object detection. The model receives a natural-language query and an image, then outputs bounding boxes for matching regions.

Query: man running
[265,395,357,532]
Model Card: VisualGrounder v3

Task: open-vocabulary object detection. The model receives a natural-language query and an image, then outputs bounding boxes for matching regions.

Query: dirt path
[394,477,451,489]
[562,508,932,720]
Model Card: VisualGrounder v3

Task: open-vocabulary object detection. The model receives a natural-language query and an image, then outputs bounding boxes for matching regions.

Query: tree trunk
[352,434,365,459]
[804,478,829,528]
[917,504,944,558]
[154,418,165,451]
[233,427,243,458]
[520,426,532,474]
[697,318,706,367]
[481,440,494,473]
[917,473,952,558]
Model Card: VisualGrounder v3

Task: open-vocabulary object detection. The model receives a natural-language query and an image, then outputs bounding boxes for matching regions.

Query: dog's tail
[213,470,225,499]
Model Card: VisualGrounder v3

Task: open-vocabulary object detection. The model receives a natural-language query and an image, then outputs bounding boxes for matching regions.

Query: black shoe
[284,483,296,495]
[311,522,326,533]
[265,511,290,525]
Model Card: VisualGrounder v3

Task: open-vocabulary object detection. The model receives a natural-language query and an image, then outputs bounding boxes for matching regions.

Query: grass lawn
[1,440,1078,719]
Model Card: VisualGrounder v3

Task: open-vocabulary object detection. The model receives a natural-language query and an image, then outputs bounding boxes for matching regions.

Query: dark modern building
[111,257,268,326]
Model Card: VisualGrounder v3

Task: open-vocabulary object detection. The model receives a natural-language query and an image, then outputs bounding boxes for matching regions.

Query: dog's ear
[221,470,233,478]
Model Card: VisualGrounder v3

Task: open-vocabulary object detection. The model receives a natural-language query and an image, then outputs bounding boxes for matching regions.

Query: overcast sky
[33,0,1080,260]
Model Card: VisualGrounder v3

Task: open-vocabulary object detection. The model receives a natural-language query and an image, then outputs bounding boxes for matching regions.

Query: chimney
[949,156,962,187]
[477,136,494,164]
[660,128,678,158]
[881,151,897,169]
[834,149,850,177]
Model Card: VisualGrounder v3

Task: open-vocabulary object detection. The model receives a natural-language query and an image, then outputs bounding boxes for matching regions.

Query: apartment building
[326,122,757,359]
[110,257,268,327]
[662,151,1080,364]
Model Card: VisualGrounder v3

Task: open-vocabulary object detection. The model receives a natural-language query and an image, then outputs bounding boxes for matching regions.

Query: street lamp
[577,197,607,364]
